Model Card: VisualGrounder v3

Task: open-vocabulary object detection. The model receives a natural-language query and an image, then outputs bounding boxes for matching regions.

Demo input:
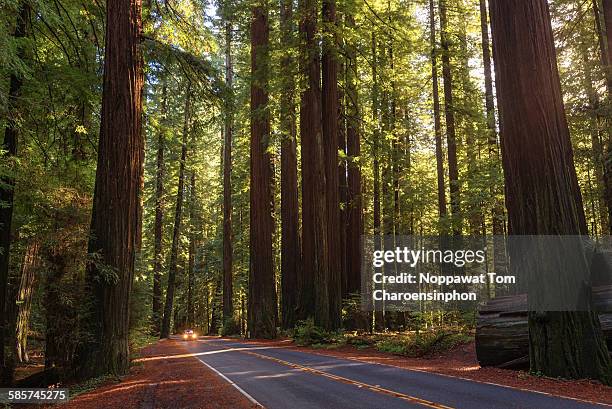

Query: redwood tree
[345,11,362,297]
[371,32,384,331]
[439,0,460,235]
[152,83,167,336]
[78,0,144,378]
[601,0,612,83]
[14,241,39,364]
[187,133,198,327]
[321,0,342,330]
[160,87,191,339]
[429,0,447,222]
[249,1,277,338]
[489,0,612,382]
[298,0,330,327]
[280,0,301,330]
[0,2,29,384]
[595,0,612,233]
[222,15,235,329]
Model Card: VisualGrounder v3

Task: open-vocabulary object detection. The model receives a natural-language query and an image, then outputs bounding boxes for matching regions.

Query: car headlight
[192,333,197,339]
[183,334,188,339]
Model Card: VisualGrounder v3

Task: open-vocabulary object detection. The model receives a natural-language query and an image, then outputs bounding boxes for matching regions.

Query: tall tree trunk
[489,0,611,383]
[371,32,384,331]
[480,0,506,277]
[222,19,234,327]
[152,83,167,336]
[390,45,400,238]
[345,12,362,297]
[601,0,612,89]
[14,241,39,364]
[430,0,447,223]
[298,0,329,327]
[322,0,342,330]
[280,0,301,330]
[249,2,277,338]
[77,0,144,378]
[595,0,612,233]
[0,3,29,384]
[581,45,608,234]
[187,163,196,327]
[439,0,460,235]
[339,75,348,299]
[160,86,191,339]
[458,9,481,236]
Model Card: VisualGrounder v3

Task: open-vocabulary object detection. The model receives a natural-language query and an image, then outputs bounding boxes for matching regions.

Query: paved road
[180,337,608,409]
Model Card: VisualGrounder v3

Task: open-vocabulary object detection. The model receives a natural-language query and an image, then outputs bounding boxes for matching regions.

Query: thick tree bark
[489,0,611,383]
[430,0,447,222]
[249,2,277,338]
[0,3,29,384]
[14,241,39,364]
[345,13,362,297]
[298,0,329,327]
[439,0,460,235]
[280,0,301,330]
[476,291,612,368]
[322,0,342,330]
[152,84,167,336]
[77,0,144,378]
[161,87,191,339]
[223,19,234,327]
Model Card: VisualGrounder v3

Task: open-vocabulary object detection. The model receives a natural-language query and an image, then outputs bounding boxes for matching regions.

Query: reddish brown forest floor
[228,337,612,405]
[55,339,257,409]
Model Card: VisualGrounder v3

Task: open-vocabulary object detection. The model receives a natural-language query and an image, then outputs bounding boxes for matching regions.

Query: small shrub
[342,294,370,330]
[220,318,241,337]
[409,331,471,357]
[373,329,472,357]
[129,329,158,359]
[294,319,329,346]
[293,319,345,346]
[375,338,409,354]
[345,334,375,347]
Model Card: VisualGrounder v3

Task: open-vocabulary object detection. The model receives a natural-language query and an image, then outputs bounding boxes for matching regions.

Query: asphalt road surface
[180,337,609,409]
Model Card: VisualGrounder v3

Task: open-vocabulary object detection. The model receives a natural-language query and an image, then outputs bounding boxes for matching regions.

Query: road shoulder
[58,338,259,409]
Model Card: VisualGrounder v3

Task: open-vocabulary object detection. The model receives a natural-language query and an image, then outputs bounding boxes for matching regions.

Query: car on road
[182,329,197,341]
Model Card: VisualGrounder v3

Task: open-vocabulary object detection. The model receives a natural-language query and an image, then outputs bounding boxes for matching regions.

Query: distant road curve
[180,337,609,409]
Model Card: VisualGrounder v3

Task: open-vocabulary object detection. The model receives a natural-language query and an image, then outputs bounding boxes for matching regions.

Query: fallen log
[476,286,612,368]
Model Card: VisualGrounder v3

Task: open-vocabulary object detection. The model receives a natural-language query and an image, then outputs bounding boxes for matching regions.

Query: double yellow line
[240,349,454,409]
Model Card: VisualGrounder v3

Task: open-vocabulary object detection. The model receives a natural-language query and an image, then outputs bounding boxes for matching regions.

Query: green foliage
[128,329,158,360]
[342,293,370,331]
[220,318,241,337]
[293,319,344,346]
[374,330,472,358]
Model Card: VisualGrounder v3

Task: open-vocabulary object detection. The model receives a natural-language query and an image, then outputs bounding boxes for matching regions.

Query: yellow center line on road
[238,349,455,409]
